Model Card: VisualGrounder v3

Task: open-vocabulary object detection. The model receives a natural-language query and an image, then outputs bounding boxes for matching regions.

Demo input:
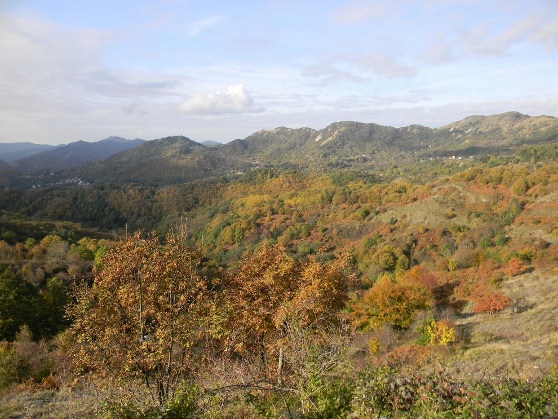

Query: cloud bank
[179,84,256,115]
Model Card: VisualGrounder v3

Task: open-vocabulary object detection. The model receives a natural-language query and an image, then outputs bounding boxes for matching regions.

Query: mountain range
[0,142,55,162]
[10,136,145,171]
[1,111,557,187]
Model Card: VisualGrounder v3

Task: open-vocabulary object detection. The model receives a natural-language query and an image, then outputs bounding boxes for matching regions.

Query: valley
[0,111,557,417]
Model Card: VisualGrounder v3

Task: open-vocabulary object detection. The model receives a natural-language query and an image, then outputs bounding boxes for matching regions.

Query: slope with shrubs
[0,140,557,416]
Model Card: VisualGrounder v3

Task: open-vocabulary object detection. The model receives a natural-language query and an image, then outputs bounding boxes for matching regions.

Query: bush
[102,383,200,418]
[416,318,456,346]
[351,367,558,418]
[0,326,55,391]
[505,257,526,276]
[0,343,17,390]
[472,285,512,314]
[297,375,354,419]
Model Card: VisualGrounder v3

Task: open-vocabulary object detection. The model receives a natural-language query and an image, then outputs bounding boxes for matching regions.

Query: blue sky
[1,0,557,144]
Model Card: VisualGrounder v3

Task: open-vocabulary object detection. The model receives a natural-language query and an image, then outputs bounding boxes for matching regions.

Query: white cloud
[420,33,457,64]
[121,100,148,116]
[357,53,417,78]
[0,12,107,85]
[186,15,227,37]
[178,84,256,115]
[427,7,558,61]
[302,64,363,85]
[529,13,558,50]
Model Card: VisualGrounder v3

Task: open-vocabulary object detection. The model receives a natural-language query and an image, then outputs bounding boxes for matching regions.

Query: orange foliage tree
[505,257,526,276]
[67,230,210,406]
[220,243,352,379]
[404,265,438,290]
[471,283,511,314]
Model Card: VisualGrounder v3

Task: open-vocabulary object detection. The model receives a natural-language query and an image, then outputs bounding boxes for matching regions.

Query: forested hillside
[14,137,145,172]
[2,112,557,189]
[0,114,557,417]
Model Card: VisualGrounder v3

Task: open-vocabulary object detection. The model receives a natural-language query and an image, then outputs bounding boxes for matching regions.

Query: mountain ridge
[15,137,145,171]
[78,112,558,185]
[0,142,56,162]
[2,112,557,187]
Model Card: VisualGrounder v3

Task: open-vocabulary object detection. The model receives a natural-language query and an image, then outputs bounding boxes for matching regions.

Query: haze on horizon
[1,0,557,145]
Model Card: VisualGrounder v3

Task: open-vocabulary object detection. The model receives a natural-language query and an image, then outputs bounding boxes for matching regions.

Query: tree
[352,274,432,331]
[404,265,438,290]
[505,257,526,276]
[0,268,37,341]
[471,283,511,314]
[67,230,209,407]
[376,246,398,271]
[220,243,352,381]
[37,277,70,339]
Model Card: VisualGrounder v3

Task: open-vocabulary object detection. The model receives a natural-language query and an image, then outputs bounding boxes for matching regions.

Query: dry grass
[450,271,558,380]
[0,386,101,418]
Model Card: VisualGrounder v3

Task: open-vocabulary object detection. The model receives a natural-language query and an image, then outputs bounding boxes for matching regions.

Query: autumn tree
[404,265,438,290]
[219,243,352,382]
[505,257,526,276]
[67,229,209,407]
[471,283,511,314]
[352,274,432,332]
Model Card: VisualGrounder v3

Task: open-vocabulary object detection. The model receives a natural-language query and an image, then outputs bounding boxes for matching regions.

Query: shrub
[368,338,380,355]
[428,320,456,345]
[472,285,512,314]
[0,326,56,391]
[447,259,458,272]
[505,257,526,276]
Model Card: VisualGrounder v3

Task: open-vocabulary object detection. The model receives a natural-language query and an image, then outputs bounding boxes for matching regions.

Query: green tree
[0,268,37,341]
[37,277,70,338]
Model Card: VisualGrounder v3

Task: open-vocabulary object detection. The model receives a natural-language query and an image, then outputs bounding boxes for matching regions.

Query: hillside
[0,151,557,417]
[221,111,558,166]
[434,111,558,155]
[14,137,145,171]
[73,112,558,185]
[0,142,55,162]
[0,112,557,416]
[82,136,232,184]
[1,112,557,188]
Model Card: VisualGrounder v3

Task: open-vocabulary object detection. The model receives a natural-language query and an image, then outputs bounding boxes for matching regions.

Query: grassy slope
[453,271,558,379]
[0,155,557,416]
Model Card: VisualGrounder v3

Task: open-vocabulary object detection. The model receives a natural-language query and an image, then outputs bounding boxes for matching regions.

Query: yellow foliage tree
[352,274,432,332]
[426,319,456,345]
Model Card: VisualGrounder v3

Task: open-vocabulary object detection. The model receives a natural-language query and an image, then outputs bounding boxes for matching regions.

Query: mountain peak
[15,137,145,171]
[98,136,129,143]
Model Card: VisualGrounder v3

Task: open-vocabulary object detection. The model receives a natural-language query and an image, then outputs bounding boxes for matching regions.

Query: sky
[1,0,557,145]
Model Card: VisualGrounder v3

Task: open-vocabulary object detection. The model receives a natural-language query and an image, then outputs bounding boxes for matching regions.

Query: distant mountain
[82,136,231,184]
[75,112,555,185]
[0,142,55,161]
[436,111,558,147]
[15,137,145,171]
[200,140,221,147]
[221,112,558,166]
[5,112,558,186]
